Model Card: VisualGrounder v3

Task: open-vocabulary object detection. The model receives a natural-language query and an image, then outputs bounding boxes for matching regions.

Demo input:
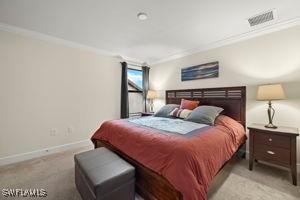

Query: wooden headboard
[166,86,246,128]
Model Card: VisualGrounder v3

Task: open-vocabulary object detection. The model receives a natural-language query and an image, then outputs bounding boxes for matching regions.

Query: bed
[92,86,246,200]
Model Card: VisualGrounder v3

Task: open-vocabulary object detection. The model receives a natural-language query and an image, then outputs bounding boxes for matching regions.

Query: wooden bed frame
[93,86,246,200]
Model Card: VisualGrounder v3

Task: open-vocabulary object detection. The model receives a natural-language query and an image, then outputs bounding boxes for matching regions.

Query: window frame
[127,67,144,116]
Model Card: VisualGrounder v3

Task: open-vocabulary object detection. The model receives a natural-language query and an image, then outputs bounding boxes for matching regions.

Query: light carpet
[0,146,299,200]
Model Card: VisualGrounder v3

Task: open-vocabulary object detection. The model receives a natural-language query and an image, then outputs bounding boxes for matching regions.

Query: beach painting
[181,61,219,81]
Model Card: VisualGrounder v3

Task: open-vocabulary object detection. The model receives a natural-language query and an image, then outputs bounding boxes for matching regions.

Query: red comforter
[91,115,246,200]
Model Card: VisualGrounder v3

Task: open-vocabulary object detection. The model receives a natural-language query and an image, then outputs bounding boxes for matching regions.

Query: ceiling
[0,0,299,64]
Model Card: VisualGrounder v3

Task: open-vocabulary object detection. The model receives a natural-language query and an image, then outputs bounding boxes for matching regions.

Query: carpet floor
[0,146,299,200]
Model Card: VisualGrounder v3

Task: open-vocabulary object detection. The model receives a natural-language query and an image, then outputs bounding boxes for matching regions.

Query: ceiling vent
[248,10,274,27]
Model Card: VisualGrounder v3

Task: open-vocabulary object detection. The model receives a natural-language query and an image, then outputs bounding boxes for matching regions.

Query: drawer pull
[268,138,272,142]
[267,151,275,155]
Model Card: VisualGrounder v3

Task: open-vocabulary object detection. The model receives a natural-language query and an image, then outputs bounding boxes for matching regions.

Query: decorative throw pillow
[180,99,199,110]
[185,105,224,125]
[153,104,180,118]
[169,108,192,119]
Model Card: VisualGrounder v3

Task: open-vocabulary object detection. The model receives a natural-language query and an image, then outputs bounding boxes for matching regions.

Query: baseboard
[0,139,93,166]
[245,151,300,171]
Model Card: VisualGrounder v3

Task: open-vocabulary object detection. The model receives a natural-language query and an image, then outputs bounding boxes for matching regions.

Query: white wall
[150,25,300,164]
[0,30,121,159]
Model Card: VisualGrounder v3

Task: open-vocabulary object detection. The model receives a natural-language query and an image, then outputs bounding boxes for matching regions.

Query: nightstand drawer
[254,144,290,165]
[254,132,290,149]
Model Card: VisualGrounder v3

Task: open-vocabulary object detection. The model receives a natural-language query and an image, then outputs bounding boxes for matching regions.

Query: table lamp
[147,90,158,113]
[256,84,286,129]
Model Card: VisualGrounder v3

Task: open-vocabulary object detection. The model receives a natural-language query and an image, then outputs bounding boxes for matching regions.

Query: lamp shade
[256,84,286,101]
[147,90,158,99]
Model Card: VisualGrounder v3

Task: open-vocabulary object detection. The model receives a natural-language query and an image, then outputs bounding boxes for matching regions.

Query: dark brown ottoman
[74,147,135,200]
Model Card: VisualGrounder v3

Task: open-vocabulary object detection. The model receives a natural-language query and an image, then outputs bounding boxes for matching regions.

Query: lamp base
[265,101,277,129]
[265,123,277,129]
[149,100,154,113]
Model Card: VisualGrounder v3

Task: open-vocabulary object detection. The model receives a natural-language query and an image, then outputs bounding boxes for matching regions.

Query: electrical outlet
[67,127,73,135]
[50,128,57,136]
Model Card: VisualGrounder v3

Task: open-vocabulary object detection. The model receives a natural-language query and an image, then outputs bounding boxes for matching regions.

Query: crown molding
[1,17,299,67]
[0,22,143,64]
[0,22,115,56]
[150,17,300,65]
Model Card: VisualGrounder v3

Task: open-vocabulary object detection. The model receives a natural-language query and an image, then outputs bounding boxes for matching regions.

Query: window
[128,68,143,90]
[127,68,144,117]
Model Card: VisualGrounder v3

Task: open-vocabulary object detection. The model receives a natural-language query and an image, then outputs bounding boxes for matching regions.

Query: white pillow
[169,108,192,119]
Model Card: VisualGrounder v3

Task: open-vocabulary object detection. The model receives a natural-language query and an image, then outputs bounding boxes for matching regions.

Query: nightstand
[141,112,154,117]
[248,123,299,185]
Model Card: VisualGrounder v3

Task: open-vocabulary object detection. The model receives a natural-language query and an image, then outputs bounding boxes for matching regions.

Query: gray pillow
[185,106,224,125]
[153,104,179,118]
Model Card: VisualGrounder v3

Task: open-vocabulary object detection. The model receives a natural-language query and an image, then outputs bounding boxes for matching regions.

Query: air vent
[248,10,274,27]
